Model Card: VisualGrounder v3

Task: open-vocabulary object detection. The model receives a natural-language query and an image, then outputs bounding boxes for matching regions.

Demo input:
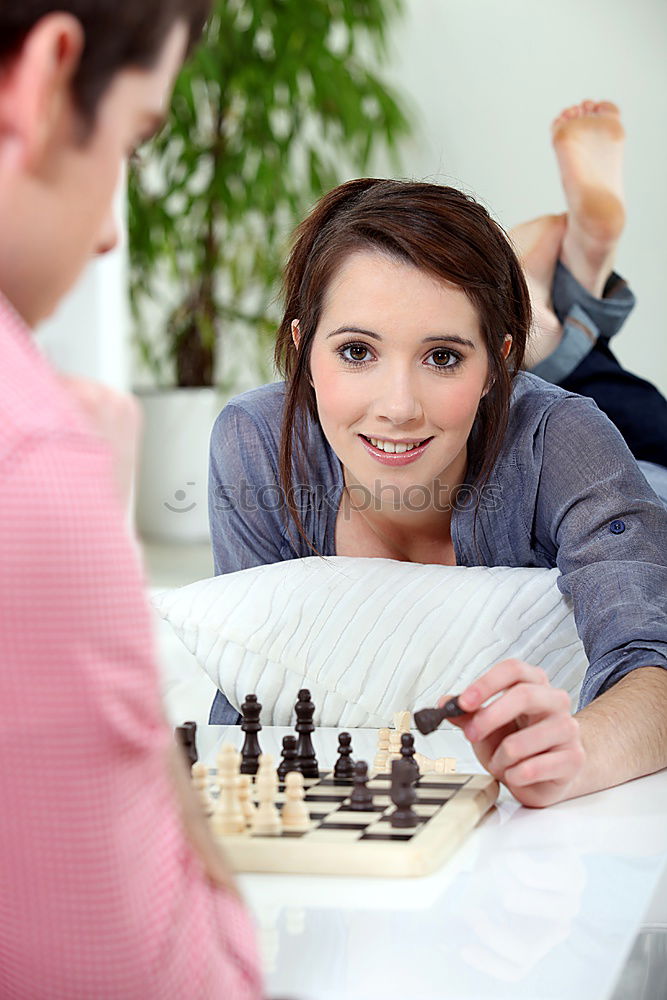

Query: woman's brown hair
[274,178,532,563]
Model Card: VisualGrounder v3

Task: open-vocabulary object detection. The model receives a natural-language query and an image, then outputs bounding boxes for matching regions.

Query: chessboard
[205,766,499,878]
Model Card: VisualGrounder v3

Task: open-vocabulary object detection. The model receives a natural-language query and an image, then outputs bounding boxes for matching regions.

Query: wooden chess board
[207,768,499,877]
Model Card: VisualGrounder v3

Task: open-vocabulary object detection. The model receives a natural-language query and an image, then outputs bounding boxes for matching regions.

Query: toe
[595,100,621,116]
[581,99,596,114]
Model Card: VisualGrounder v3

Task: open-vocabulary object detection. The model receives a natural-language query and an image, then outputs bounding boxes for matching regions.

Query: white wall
[36,185,130,391]
[375,0,667,396]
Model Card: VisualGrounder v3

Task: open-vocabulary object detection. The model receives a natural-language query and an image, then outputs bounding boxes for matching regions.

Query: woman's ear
[291,319,301,350]
[502,334,513,360]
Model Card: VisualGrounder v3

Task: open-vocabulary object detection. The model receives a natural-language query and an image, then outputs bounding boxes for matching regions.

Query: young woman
[208,108,667,809]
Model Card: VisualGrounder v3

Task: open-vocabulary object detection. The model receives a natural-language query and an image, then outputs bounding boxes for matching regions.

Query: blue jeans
[533,262,667,472]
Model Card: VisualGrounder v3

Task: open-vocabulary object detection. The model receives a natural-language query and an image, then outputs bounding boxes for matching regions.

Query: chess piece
[237,773,256,826]
[373,728,390,773]
[175,721,198,767]
[390,757,419,828]
[191,760,213,816]
[277,734,299,781]
[392,710,411,735]
[240,693,262,775]
[294,689,319,778]
[349,760,374,811]
[280,771,311,832]
[212,744,245,835]
[400,732,419,778]
[388,727,402,761]
[413,752,457,775]
[333,732,355,779]
[251,753,281,836]
[413,697,465,735]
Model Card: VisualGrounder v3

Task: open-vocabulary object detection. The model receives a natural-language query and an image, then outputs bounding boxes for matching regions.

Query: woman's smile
[359,434,434,466]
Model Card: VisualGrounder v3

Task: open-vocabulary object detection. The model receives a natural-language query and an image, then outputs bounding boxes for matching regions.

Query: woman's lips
[359,435,433,466]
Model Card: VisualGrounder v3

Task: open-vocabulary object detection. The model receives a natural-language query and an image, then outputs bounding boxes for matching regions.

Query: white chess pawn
[237,773,256,827]
[251,753,281,836]
[191,760,213,816]
[212,744,245,836]
[374,727,390,772]
[280,771,311,832]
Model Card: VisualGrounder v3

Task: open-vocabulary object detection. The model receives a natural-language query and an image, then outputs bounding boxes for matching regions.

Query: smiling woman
[207,177,667,809]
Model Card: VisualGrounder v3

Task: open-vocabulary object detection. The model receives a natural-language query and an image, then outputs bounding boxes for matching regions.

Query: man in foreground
[0,3,262,996]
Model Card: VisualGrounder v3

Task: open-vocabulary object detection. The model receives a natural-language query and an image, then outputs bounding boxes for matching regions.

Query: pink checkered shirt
[0,293,262,999]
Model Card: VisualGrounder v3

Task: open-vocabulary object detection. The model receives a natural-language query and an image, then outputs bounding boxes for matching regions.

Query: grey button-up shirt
[208,372,667,722]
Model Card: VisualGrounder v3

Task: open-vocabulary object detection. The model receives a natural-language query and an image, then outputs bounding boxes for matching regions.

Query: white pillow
[151,556,588,727]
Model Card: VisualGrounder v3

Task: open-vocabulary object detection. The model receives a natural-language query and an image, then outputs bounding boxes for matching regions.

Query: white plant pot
[134,386,222,543]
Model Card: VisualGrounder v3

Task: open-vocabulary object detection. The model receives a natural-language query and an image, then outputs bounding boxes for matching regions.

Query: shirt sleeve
[208,401,294,575]
[532,395,667,708]
[0,432,262,998]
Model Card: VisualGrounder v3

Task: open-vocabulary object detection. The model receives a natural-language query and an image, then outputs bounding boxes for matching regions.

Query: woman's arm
[442,660,667,807]
[443,394,667,806]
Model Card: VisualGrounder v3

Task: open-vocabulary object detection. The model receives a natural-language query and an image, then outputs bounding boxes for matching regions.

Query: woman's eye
[426,349,460,369]
[340,343,372,364]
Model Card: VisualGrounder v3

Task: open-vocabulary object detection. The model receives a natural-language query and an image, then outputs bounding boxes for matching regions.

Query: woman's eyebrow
[326,325,476,349]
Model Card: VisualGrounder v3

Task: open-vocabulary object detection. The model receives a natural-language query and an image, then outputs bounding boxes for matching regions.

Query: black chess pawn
[333,732,355,780]
[240,693,262,775]
[175,721,198,768]
[390,757,419,828]
[277,734,299,781]
[294,688,319,778]
[400,732,419,778]
[349,760,374,811]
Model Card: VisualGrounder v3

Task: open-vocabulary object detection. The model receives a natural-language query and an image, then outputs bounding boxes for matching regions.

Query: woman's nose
[372,368,423,424]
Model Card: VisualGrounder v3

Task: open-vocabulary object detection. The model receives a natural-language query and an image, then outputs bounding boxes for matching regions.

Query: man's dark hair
[0,1,212,122]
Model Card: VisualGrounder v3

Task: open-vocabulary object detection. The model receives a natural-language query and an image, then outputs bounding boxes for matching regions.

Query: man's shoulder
[0,308,94,467]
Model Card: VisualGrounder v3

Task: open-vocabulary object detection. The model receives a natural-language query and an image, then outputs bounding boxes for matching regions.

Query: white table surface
[197,724,667,1000]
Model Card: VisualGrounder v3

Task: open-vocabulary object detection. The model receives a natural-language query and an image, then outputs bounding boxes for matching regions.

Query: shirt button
[610,519,626,534]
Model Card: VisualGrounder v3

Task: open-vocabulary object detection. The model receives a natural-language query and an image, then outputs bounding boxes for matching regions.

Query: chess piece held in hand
[413,696,465,735]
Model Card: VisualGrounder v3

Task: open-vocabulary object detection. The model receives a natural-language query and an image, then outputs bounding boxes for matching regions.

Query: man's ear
[0,13,85,173]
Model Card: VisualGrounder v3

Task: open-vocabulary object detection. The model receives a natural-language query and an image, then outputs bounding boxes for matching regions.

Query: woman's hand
[441,659,585,808]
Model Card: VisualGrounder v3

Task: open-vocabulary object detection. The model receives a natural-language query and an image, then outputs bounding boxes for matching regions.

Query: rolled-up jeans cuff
[551,259,636,339]
[530,310,597,384]
[209,689,242,725]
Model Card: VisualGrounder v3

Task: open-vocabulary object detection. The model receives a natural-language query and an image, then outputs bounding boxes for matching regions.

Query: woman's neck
[341,453,468,553]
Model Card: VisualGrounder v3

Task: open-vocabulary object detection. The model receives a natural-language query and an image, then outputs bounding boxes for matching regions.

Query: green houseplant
[128,0,410,541]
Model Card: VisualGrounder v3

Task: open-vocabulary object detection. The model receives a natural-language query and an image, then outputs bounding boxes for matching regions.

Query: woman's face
[307,251,508,509]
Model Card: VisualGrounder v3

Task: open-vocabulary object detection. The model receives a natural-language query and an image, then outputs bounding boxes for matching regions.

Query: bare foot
[552,99,625,297]
[510,213,566,370]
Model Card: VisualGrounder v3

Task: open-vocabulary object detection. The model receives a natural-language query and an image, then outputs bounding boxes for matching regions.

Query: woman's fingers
[464,682,571,743]
[488,714,581,775]
[458,660,550,713]
[504,744,586,789]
